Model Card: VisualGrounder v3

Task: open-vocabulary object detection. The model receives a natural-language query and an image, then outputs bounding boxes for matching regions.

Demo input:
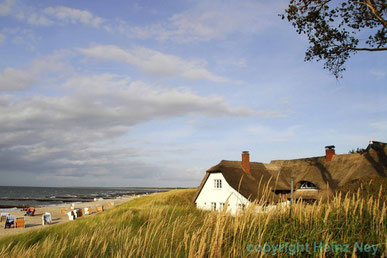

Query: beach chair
[25,207,35,216]
[83,207,89,215]
[0,213,9,225]
[42,212,52,225]
[4,216,15,229]
[77,209,83,217]
[73,210,78,219]
[96,206,104,212]
[87,207,92,214]
[61,208,66,214]
[16,217,25,228]
[67,211,74,221]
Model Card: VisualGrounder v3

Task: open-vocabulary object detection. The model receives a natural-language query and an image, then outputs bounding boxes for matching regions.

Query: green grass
[0,187,385,257]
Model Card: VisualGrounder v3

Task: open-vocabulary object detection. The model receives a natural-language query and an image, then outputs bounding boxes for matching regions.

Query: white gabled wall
[195,173,250,215]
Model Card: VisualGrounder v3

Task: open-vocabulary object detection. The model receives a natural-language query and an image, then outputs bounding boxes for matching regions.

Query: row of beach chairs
[1,212,52,228]
[0,201,115,228]
[62,203,111,221]
[1,214,25,228]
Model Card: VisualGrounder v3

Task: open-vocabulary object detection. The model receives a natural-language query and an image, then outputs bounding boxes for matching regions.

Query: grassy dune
[0,186,385,257]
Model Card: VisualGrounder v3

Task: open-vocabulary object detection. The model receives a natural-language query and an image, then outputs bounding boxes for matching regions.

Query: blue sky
[0,0,386,187]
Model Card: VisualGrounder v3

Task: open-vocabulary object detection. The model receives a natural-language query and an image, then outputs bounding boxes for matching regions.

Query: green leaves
[281,0,386,78]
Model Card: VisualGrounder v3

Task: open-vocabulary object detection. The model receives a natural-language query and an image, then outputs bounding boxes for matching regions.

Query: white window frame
[211,202,217,211]
[219,202,225,211]
[298,181,318,190]
[214,179,222,189]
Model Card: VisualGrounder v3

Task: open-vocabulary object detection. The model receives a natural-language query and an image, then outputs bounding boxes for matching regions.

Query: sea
[0,186,167,210]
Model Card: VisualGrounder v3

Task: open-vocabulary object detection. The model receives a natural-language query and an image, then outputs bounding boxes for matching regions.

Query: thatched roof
[193,141,387,202]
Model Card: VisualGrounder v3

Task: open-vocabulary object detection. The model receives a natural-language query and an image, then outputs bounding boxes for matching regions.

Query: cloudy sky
[0,0,386,187]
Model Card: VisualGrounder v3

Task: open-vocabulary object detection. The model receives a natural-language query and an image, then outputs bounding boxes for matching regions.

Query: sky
[0,0,386,187]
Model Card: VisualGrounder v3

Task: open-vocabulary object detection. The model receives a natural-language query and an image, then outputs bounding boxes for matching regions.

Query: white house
[194,172,250,215]
[193,151,266,215]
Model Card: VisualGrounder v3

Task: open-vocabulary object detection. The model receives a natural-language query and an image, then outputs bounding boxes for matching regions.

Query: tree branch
[351,47,387,51]
[358,0,387,28]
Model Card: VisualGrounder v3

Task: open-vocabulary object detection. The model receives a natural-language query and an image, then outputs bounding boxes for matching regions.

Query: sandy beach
[0,195,137,238]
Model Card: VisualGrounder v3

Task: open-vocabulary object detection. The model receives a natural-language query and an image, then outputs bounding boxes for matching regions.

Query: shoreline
[0,190,168,210]
[0,194,141,238]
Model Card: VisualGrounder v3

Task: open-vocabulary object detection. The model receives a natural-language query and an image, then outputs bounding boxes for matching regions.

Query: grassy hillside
[0,188,385,257]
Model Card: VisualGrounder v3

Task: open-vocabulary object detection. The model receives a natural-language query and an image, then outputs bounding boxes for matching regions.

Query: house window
[214,179,222,189]
[238,203,246,210]
[211,202,217,211]
[298,181,318,190]
[219,202,225,210]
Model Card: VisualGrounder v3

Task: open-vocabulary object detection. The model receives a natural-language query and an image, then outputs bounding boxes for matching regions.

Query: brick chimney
[325,145,335,162]
[241,151,251,175]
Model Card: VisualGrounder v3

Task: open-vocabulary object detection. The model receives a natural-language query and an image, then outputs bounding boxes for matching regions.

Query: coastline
[0,190,158,209]
[0,194,138,238]
[0,185,170,209]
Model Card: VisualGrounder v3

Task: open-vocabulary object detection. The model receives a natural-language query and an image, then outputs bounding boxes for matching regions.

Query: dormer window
[298,181,318,190]
[214,179,222,189]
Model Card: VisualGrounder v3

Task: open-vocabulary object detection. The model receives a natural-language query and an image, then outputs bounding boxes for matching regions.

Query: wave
[0,207,18,212]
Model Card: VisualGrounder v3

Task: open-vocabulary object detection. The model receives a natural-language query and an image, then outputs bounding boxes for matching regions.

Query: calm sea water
[0,186,166,209]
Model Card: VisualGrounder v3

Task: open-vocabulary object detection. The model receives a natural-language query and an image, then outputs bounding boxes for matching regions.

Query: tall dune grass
[0,187,385,257]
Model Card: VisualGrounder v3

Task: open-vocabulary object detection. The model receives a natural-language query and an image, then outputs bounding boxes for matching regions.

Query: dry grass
[0,187,385,257]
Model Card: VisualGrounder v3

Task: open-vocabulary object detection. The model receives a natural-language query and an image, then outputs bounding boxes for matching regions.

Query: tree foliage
[281,0,387,78]
[348,147,366,154]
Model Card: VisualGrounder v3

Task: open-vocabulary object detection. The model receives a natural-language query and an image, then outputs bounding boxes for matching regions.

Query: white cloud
[79,45,230,82]
[120,0,284,42]
[44,6,104,27]
[14,5,103,27]
[0,33,5,44]
[0,72,255,185]
[0,72,252,137]
[0,27,40,50]
[0,52,71,91]
[16,11,53,26]
[370,121,387,132]
[0,0,14,16]
[217,58,247,68]
[62,74,250,117]
[0,67,37,91]
[369,69,386,80]
[246,125,302,142]
[166,1,265,41]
